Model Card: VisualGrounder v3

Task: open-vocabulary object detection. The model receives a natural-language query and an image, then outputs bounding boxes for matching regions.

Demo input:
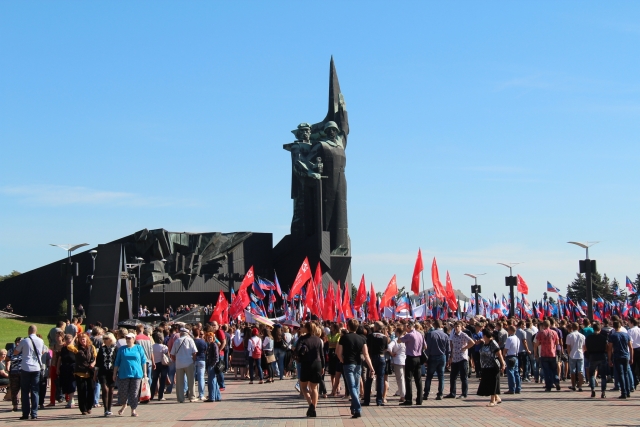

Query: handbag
[214,358,225,374]
[264,350,276,364]
[161,350,170,366]
[139,377,151,402]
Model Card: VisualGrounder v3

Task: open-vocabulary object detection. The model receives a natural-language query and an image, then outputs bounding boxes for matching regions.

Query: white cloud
[0,185,191,208]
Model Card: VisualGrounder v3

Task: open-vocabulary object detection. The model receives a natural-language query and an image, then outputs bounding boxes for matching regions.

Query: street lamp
[133,257,144,317]
[160,258,167,315]
[497,262,522,318]
[568,241,599,321]
[464,273,486,316]
[87,250,98,294]
[50,243,89,321]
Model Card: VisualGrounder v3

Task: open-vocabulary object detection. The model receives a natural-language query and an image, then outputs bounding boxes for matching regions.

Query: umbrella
[282,319,300,328]
[252,314,274,327]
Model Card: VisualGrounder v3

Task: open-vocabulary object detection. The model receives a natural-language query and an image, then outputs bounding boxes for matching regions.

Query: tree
[0,270,20,282]
[58,299,77,318]
[567,272,624,303]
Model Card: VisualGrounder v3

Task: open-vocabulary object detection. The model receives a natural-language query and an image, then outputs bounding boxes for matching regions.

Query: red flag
[229,288,250,320]
[314,262,322,288]
[368,283,379,321]
[239,266,255,292]
[305,279,316,316]
[336,282,344,320]
[445,271,458,311]
[517,274,529,295]
[431,258,446,299]
[411,249,424,295]
[314,281,324,320]
[209,291,229,323]
[289,257,312,301]
[354,274,367,309]
[323,282,335,321]
[342,282,353,319]
[380,275,398,308]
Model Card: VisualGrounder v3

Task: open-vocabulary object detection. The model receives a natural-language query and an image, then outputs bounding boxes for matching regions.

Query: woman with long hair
[327,323,342,396]
[477,328,505,407]
[262,328,276,383]
[67,333,97,415]
[247,328,263,384]
[230,329,246,380]
[296,322,325,417]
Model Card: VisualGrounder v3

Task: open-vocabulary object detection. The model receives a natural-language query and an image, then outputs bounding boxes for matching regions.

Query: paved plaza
[1,373,638,427]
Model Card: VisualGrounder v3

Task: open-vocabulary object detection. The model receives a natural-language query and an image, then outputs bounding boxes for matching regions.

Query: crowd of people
[1,313,638,420]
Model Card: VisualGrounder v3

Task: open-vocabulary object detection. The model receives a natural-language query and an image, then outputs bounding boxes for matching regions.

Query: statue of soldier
[284,123,322,237]
[316,121,349,255]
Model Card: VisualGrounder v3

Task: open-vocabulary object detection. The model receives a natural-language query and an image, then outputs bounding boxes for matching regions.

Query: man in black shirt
[363,322,390,407]
[585,322,608,398]
[337,319,374,419]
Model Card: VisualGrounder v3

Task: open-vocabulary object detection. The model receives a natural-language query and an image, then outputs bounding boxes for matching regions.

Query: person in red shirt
[534,320,561,392]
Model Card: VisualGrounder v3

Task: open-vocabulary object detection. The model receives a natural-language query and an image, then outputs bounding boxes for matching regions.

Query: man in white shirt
[14,325,46,420]
[170,328,197,403]
[565,322,586,392]
[627,318,640,387]
[502,325,521,394]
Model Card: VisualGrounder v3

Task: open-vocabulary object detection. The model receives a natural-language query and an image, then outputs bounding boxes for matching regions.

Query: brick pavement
[1,372,638,426]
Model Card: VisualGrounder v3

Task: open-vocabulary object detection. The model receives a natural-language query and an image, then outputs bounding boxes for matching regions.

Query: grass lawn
[0,318,55,348]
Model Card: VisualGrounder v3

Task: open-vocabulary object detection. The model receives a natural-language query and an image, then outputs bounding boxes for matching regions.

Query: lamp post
[134,257,144,318]
[464,273,486,316]
[160,258,167,315]
[568,241,599,321]
[88,249,98,296]
[498,262,522,318]
[50,243,89,321]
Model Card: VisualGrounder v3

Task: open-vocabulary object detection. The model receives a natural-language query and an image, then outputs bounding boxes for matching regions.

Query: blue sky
[1,2,639,301]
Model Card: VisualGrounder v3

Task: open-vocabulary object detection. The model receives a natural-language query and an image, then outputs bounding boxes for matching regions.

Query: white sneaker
[295,382,300,392]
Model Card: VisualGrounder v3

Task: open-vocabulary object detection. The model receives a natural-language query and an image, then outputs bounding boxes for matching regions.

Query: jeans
[20,371,40,418]
[529,354,539,381]
[588,358,607,392]
[249,357,263,381]
[93,378,101,405]
[151,363,168,400]
[342,364,362,415]
[216,370,225,389]
[206,366,221,401]
[540,356,559,390]
[404,356,423,404]
[472,350,481,377]
[195,360,206,399]
[505,356,521,392]
[569,358,584,376]
[166,361,176,393]
[613,358,631,397]
[424,354,446,397]
[274,348,286,380]
[518,352,530,379]
[449,360,469,397]
[364,356,385,405]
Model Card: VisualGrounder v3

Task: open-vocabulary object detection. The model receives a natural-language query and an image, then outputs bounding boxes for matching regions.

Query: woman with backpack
[247,328,264,384]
